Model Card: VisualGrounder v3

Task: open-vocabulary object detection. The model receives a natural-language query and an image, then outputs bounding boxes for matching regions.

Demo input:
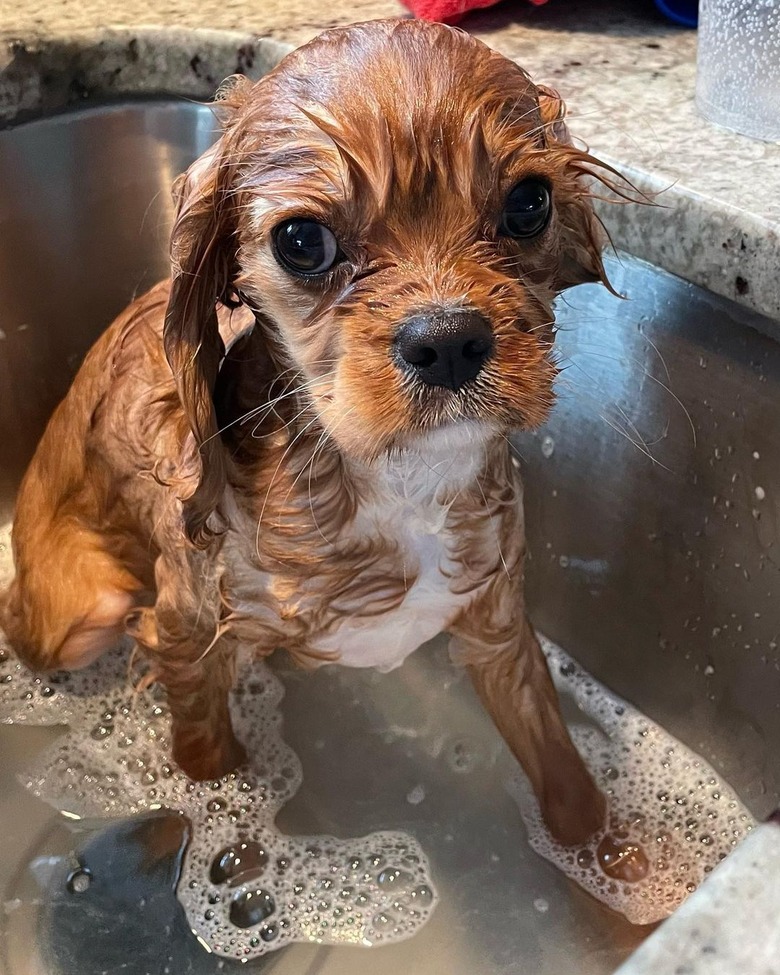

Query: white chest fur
[225,425,500,672]
[314,431,489,671]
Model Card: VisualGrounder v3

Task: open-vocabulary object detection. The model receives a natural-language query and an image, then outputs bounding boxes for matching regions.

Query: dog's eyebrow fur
[295,102,396,213]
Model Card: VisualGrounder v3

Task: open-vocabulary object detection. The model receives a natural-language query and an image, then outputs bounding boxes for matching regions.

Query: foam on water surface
[508,637,756,926]
[0,564,437,960]
[0,531,758,940]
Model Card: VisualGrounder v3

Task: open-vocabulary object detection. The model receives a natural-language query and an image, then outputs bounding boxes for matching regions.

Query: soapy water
[0,527,757,944]
[0,528,437,961]
[508,636,756,926]
[0,641,437,959]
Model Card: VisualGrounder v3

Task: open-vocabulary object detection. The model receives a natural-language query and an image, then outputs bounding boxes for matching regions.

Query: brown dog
[1,20,620,846]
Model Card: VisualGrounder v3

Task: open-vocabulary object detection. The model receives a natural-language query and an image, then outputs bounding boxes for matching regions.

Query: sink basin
[0,100,778,975]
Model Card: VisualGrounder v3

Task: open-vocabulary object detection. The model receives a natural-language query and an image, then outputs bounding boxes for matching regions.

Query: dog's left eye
[273,219,341,276]
[499,179,552,239]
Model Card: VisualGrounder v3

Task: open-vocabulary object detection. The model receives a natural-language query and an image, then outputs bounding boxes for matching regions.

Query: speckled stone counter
[0,0,779,321]
[615,817,780,975]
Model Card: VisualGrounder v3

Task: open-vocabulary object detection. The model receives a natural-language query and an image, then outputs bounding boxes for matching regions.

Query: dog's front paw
[542,769,607,848]
[172,727,248,782]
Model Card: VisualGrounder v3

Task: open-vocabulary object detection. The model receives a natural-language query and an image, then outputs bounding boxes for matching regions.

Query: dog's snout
[395,311,494,392]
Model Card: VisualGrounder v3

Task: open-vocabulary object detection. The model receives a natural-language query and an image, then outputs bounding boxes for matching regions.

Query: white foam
[508,637,756,926]
[0,557,437,962]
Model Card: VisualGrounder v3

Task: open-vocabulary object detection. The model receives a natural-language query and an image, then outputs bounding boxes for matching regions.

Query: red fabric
[402,0,548,26]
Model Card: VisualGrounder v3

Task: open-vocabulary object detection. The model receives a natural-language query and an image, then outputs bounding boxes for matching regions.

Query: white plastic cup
[696,0,780,142]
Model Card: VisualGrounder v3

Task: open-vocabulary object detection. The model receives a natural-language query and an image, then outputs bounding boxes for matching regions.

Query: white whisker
[475,474,511,581]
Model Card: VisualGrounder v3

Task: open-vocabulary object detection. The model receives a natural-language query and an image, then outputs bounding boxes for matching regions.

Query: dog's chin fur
[0,19,631,847]
[331,414,502,467]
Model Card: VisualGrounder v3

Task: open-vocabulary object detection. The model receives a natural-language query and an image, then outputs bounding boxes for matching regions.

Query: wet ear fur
[536,84,615,293]
[163,135,239,547]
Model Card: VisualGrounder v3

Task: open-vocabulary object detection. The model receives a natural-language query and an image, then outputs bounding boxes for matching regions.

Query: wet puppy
[1,19,625,845]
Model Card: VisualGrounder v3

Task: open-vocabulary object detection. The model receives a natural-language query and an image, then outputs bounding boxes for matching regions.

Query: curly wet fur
[0,20,634,845]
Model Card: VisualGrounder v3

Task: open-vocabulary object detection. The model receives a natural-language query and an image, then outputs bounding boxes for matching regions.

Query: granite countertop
[0,0,778,321]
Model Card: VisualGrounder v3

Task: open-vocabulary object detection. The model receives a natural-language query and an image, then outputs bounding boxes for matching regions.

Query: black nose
[394,310,494,392]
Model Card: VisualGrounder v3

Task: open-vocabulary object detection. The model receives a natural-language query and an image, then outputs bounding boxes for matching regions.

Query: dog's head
[165,20,619,543]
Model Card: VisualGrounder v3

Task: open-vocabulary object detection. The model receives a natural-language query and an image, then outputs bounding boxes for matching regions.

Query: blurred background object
[696,0,780,140]
[404,0,698,28]
[401,0,547,26]
[653,0,698,26]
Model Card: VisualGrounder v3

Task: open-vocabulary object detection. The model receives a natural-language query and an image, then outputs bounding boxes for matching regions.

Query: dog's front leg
[127,548,246,781]
[449,575,606,847]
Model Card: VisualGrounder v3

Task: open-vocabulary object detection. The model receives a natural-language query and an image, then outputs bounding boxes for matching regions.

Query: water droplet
[541,435,555,459]
[229,888,275,928]
[90,724,113,741]
[373,911,394,928]
[210,842,269,885]
[447,738,479,772]
[576,848,594,868]
[597,835,650,883]
[377,868,413,889]
[66,867,93,894]
[406,784,425,805]
[533,897,549,913]
[409,884,433,907]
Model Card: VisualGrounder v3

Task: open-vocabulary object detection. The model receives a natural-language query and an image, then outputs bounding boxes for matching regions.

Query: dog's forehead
[238,22,546,222]
[266,21,542,146]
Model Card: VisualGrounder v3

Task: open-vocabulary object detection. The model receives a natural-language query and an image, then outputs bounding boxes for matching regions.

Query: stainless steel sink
[1,101,778,975]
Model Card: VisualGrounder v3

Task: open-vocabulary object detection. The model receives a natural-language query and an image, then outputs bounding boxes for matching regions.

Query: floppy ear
[536,84,612,293]
[163,137,238,547]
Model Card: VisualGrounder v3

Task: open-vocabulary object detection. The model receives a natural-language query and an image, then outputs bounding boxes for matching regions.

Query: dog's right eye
[272,220,340,276]
[499,179,552,240]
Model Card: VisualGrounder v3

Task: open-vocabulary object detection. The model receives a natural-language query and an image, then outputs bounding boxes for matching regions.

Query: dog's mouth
[403,377,498,424]
[400,358,554,432]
